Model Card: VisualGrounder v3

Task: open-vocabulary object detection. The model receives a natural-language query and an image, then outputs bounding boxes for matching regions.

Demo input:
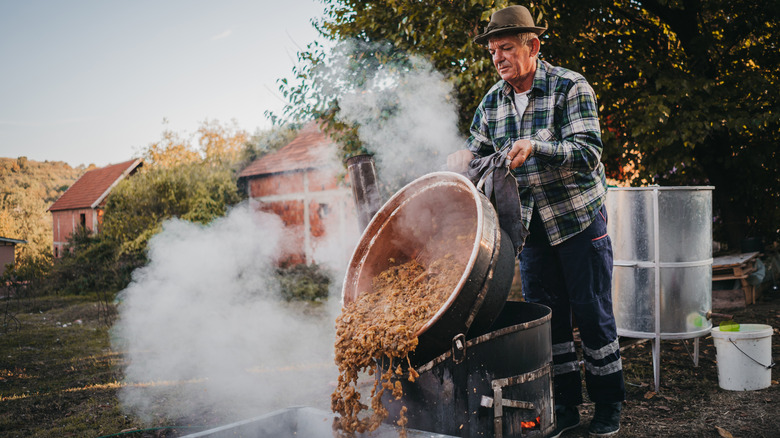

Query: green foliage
[46,160,244,296]
[536,0,780,245]
[44,228,136,296]
[42,120,253,295]
[277,0,779,246]
[241,125,300,164]
[102,161,244,256]
[271,0,507,157]
[275,263,331,302]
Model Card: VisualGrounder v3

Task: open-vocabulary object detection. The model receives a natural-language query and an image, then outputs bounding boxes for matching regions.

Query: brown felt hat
[473,5,547,45]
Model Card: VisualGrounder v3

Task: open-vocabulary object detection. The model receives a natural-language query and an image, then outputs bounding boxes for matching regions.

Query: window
[318,203,330,217]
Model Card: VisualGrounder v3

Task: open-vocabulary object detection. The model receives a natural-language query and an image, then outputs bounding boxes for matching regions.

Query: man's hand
[447,149,473,173]
[507,139,534,169]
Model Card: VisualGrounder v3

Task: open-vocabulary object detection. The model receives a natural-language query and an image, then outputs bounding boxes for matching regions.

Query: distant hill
[0,157,91,206]
[0,156,89,270]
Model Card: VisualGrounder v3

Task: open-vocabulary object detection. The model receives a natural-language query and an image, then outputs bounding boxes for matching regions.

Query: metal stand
[647,334,702,392]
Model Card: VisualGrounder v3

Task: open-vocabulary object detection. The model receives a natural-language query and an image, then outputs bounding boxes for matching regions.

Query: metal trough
[182,406,457,438]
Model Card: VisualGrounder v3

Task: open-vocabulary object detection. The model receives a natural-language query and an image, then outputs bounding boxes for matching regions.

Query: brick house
[48,158,142,258]
[0,236,26,276]
[238,123,358,266]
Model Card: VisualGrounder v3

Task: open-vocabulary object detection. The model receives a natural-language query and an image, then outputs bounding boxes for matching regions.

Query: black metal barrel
[383,301,554,438]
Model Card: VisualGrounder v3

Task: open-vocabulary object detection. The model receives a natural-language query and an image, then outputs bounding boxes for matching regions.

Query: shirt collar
[500,59,546,97]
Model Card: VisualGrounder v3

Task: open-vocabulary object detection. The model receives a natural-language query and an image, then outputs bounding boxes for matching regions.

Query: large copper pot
[341,171,515,364]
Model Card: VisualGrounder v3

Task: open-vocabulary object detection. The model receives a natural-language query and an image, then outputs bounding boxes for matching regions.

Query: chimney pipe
[346,154,382,232]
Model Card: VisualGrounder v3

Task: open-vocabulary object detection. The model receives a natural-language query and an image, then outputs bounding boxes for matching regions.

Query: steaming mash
[332,253,465,435]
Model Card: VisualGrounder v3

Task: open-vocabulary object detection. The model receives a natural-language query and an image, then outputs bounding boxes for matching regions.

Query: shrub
[275,263,331,302]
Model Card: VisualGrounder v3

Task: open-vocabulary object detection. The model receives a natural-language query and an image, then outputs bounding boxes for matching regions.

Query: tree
[142,118,252,169]
[241,125,300,164]
[45,120,250,294]
[0,158,84,283]
[278,0,779,248]
[108,118,252,253]
[538,0,780,248]
[101,162,244,255]
[197,119,250,167]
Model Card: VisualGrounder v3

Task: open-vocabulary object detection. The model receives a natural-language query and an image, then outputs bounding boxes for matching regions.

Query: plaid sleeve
[466,101,497,157]
[532,79,603,171]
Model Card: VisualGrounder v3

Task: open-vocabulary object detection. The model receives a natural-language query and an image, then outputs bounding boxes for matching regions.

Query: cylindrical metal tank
[606,186,714,339]
[346,154,383,232]
[383,301,554,438]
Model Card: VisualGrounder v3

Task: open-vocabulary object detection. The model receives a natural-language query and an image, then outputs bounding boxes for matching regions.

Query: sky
[0,0,327,168]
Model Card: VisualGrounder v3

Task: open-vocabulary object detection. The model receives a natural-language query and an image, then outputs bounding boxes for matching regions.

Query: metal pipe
[652,186,661,392]
[346,154,382,232]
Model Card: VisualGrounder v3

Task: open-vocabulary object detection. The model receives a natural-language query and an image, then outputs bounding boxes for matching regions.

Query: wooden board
[712,251,760,269]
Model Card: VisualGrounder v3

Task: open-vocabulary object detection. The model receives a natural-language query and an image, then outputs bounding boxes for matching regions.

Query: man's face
[488,35,536,91]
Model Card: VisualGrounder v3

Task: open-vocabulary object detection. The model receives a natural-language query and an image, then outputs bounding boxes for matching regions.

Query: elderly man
[448,5,626,438]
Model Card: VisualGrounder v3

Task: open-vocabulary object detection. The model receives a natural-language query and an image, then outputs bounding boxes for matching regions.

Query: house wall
[51,208,101,258]
[248,169,359,267]
[0,244,15,276]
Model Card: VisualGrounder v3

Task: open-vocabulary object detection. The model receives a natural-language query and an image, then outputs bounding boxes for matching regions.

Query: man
[448,5,626,438]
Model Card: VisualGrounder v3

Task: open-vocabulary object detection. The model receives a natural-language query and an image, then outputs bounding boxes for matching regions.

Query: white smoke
[113,204,341,423]
[113,40,468,428]
[322,41,465,188]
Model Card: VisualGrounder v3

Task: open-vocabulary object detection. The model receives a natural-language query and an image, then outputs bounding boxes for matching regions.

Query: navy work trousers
[519,205,626,405]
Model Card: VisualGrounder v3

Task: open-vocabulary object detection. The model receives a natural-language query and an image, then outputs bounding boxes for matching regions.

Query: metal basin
[182,406,457,438]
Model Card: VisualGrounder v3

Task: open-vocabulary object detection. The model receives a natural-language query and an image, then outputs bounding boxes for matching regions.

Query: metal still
[606,186,714,390]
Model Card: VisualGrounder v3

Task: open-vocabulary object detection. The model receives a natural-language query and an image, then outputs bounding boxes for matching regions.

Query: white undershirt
[513,89,531,118]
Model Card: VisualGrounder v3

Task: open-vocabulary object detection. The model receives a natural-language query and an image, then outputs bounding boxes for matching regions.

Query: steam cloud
[321,40,466,187]
[114,40,468,427]
[113,205,341,422]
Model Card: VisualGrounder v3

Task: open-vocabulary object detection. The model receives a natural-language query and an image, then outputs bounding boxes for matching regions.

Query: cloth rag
[466,149,529,255]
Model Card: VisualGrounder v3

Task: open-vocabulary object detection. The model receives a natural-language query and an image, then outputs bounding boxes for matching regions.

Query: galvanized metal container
[606,186,714,337]
[606,186,714,389]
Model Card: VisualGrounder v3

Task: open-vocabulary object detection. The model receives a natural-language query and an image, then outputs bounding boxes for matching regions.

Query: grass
[2,290,778,437]
[0,294,191,438]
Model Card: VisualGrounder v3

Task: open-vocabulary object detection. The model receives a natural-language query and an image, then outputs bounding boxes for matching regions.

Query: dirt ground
[571,288,780,438]
[1,287,778,438]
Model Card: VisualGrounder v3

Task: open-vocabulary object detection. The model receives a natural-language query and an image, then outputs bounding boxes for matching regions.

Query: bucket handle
[728,338,776,369]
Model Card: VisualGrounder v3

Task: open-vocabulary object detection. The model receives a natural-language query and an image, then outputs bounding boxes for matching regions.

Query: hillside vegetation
[1,121,301,297]
[0,157,88,280]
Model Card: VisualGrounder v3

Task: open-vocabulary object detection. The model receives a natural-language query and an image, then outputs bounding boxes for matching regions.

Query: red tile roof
[238,122,338,178]
[48,158,143,212]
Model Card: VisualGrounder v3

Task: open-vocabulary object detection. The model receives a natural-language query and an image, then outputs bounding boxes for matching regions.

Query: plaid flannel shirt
[467,59,607,246]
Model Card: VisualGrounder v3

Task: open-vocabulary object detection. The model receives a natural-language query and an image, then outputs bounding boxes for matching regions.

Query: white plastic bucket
[711,324,774,391]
